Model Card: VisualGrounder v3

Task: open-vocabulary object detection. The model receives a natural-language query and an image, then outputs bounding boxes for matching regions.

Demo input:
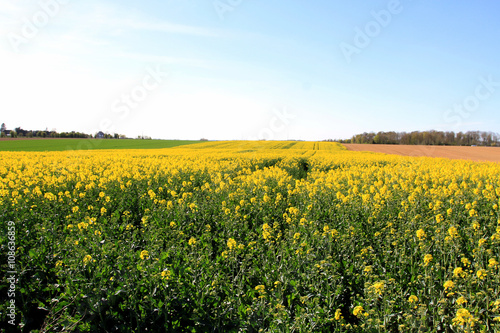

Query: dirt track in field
[343,144,500,163]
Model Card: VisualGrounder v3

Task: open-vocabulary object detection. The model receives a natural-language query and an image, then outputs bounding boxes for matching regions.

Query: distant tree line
[323,138,351,144]
[351,130,500,146]
[0,123,126,139]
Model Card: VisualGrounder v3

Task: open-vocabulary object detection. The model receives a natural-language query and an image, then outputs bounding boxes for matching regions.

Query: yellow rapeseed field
[1,141,499,332]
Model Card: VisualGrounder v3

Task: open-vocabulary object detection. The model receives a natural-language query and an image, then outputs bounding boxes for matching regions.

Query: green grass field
[0,138,201,151]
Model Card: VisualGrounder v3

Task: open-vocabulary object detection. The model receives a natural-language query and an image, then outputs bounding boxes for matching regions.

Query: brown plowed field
[343,144,500,163]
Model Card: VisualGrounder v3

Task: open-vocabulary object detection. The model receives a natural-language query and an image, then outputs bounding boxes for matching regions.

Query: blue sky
[1,0,499,140]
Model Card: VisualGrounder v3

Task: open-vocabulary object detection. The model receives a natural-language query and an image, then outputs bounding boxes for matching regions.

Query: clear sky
[1,0,499,140]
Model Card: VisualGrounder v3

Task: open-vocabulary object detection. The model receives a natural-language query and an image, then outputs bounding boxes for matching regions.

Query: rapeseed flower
[453,267,466,278]
[448,227,459,238]
[424,254,433,266]
[489,258,499,268]
[416,229,426,240]
[140,250,149,260]
[452,308,477,327]
[408,295,418,303]
[83,255,92,265]
[371,281,385,296]
[444,280,454,290]
[334,309,342,320]
[476,269,487,280]
[353,306,364,317]
[227,238,237,250]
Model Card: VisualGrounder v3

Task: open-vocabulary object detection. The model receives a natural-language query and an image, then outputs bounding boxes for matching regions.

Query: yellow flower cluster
[452,308,478,327]
[2,140,500,331]
[140,250,149,260]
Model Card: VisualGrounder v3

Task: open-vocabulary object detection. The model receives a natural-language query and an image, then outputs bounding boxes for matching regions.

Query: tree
[15,127,25,137]
[350,130,500,146]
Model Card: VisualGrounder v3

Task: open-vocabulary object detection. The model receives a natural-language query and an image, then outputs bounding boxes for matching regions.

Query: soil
[343,144,500,163]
